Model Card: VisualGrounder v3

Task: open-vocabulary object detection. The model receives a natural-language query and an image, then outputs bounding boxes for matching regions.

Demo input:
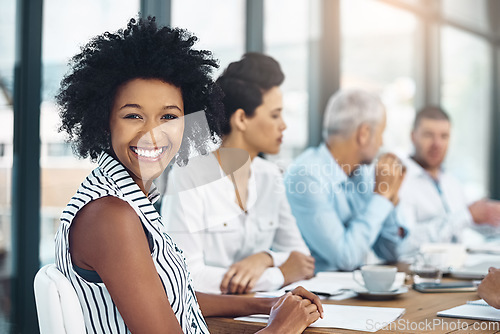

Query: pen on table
[285,289,342,297]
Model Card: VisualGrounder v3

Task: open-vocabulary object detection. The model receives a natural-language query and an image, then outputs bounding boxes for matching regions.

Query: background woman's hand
[220,252,274,294]
[279,251,315,286]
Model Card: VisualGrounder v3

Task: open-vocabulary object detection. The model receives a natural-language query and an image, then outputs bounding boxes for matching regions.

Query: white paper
[282,275,343,295]
[288,271,405,292]
[235,304,405,332]
[255,271,405,300]
[438,299,500,321]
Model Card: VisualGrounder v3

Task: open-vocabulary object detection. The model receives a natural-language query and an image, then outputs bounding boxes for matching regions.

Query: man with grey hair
[284,89,407,272]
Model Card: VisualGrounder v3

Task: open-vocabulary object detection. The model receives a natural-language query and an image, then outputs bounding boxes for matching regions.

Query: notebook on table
[437,299,500,321]
[449,261,494,279]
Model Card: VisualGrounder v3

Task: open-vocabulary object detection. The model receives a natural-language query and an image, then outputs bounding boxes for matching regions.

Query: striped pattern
[55,152,208,333]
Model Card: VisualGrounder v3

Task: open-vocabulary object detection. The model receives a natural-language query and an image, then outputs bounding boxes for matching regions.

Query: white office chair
[34,264,86,334]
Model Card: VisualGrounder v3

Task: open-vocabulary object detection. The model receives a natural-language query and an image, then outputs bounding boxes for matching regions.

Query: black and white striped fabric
[55,152,209,333]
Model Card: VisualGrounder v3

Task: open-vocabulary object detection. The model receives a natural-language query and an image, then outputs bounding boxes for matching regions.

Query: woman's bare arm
[70,196,183,334]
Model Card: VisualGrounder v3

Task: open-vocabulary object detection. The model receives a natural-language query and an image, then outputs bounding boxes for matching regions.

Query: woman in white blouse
[162,53,314,295]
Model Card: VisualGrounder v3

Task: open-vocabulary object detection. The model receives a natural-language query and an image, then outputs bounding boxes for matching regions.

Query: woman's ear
[229,108,247,132]
[356,123,372,147]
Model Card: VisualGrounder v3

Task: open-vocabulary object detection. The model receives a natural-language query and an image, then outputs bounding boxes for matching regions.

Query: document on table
[467,244,500,255]
[255,271,405,300]
[235,304,405,332]
[438,299,500,321]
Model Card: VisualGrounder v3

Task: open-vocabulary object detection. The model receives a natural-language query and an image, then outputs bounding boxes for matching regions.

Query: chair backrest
[34,264,86,334]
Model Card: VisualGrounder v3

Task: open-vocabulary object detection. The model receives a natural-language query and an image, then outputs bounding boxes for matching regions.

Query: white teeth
[132,147,164,158]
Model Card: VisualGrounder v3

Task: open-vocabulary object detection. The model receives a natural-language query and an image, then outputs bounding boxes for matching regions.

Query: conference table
[205,272,500,334]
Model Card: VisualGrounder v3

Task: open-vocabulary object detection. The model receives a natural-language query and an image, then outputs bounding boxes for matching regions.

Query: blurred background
[1,0,500,332]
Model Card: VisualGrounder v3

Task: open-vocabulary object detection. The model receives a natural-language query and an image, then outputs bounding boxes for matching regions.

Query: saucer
[353,286,408,300]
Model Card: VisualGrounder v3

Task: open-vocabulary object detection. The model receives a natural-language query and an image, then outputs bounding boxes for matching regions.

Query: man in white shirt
[398,106,500,260]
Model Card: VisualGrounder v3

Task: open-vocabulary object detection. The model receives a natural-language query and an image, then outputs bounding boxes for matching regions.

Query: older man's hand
[374,153,406,206]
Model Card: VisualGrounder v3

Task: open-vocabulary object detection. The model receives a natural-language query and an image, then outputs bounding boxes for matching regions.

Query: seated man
[398,106,500,260]
[478,267,500,309]
[284,89,407,272]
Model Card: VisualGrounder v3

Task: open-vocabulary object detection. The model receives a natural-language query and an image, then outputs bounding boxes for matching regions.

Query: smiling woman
[54,16,322,334]
[109,79,185,194]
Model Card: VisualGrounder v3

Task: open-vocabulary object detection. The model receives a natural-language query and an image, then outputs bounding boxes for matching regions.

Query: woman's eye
[162,114,179,120]
[124,114,142,120]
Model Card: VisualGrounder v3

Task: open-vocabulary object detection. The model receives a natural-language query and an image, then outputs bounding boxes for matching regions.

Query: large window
[341,0,418,157]
[441,0,489,33]
[171,0,245,78]
[441,26,491,200]
[40,0,140,265]
[264,0,315,167]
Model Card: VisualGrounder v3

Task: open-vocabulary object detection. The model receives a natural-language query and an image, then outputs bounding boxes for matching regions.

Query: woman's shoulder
[252,156,283,176]
[70,196,145,271]
[73,196,140,236]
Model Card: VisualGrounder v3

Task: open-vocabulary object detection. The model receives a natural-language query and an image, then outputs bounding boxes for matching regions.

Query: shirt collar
[97,151,160,204]
[318,143,349,184]
[405,155,442,182]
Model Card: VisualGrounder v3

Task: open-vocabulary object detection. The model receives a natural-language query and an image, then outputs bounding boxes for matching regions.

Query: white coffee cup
[353,265,397,292]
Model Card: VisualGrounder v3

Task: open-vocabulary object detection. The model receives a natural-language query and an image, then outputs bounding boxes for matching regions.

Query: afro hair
[57,16,225,164]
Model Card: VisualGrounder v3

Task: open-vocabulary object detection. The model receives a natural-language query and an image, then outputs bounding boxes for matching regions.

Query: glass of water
[410,252,444,284]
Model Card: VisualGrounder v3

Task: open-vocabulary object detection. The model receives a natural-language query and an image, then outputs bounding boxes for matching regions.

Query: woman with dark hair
[55,17,322,334]
[162,53,315,295]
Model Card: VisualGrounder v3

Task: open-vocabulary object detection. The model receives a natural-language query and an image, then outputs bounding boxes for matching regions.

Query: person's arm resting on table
[164,189,281,294]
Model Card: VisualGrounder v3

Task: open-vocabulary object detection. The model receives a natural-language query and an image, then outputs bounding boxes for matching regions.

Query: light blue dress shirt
[284,143,406,272]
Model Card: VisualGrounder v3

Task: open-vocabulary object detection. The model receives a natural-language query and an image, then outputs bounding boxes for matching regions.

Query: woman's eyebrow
[119,103,141,110]
[163,105,182,111]
[118,104,182,111]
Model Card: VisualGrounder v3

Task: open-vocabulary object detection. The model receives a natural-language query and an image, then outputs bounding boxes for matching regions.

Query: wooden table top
[206,279,500,334]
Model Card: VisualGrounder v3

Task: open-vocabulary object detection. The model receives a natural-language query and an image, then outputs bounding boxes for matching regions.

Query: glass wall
[341,0,418,157]
[171,0,245,78]
[441,0,490,32]
[40,0,140,265]
[264,0,315,167]
[441,26,491,200]
[0,0,15,330]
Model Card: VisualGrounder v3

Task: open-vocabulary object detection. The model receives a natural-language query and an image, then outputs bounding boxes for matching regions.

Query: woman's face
[242,86,286,155]
[109,78,184,190]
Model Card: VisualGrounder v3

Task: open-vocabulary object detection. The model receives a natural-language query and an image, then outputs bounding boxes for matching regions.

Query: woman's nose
[280,118,287,131]
[140,121,165,145]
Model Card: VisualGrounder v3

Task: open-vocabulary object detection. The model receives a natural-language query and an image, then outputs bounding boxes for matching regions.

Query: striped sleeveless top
[55,152,209,333]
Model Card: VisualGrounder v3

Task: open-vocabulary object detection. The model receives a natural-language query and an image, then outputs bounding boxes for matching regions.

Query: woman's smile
[130,145,169,161]
[109,78,185,193]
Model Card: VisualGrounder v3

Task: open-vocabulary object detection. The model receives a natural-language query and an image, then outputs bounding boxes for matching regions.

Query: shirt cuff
[252,267,285,292]
[265,250,290,267]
